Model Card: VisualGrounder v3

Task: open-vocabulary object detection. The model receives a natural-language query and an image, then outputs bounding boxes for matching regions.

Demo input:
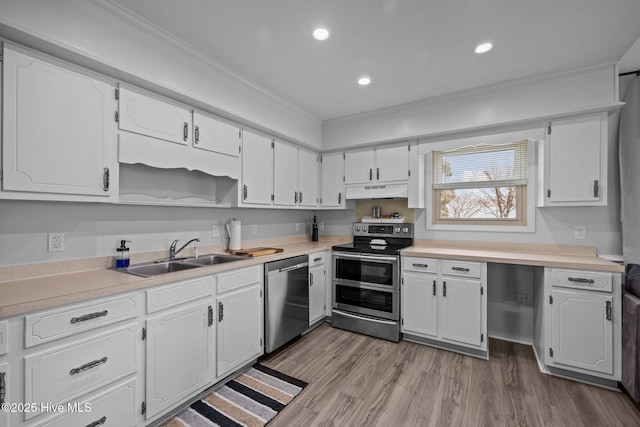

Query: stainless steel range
[331,223,414,342]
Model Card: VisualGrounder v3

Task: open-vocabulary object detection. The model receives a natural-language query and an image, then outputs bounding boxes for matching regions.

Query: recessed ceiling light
[358,76,371,86]
[313,28,329,41]
[475,42,493,54]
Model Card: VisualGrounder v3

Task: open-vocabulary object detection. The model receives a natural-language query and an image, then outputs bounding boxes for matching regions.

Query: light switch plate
[573,225,587,240]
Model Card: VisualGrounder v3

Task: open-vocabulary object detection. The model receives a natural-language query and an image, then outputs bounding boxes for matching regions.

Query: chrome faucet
[169,238,200,260]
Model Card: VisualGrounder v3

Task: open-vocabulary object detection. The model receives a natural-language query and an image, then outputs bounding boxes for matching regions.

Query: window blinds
[432,140,529,190]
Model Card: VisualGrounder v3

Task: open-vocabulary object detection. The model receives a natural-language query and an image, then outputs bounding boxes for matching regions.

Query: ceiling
[111,0,640,121]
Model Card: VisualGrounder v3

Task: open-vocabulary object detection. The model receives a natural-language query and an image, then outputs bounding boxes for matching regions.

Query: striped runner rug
[163,363,307,427]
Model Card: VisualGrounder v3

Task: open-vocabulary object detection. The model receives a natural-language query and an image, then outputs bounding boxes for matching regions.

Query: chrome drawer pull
[70,310,108,324]
[606,301,612,321]
[432,280,436,296]
[443,281,447,297]
[86,416,107,427]
[568,277,595,284]
[412,263,429,268]
[313,257,322,262]
[70,357,108,375]
[451,266,470,272]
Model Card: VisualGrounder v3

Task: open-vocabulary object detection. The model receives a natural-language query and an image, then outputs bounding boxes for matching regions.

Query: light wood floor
[261,323,640,427]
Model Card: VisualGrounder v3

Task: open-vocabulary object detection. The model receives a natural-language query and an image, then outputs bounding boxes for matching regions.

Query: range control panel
[353,223,414,238]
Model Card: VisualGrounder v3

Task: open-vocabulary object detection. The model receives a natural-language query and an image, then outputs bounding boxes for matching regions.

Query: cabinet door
[298,147,319,207]
[376,144,409,182]
[2,46,114,197]
[217,284,263,378]
[321,152,344,207]
[146,301,214,419]
[440,277,482,347]
[550,289,613,375]
[241,131,273,205]
[546,114,604,204]
[402,272,438,338]
[345,149,375,184]
[273,140,298,206]
[309,264,326,325]
[193,111,241,157]
[118,85,191,145]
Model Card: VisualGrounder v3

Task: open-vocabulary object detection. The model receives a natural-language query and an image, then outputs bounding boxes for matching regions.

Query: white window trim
[425,132,539,233]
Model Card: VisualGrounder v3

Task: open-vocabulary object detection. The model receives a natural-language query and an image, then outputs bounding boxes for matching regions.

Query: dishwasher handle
[278,262,309,273]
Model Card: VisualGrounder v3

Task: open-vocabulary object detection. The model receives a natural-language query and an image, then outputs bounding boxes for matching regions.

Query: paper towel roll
[227,219,242,251]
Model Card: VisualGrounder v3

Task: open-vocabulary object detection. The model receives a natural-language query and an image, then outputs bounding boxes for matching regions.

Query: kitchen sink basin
[123,260,202,277]
[182,254,250,266]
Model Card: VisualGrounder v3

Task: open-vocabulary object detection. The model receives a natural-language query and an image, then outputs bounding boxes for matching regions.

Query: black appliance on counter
[331,223,414,342]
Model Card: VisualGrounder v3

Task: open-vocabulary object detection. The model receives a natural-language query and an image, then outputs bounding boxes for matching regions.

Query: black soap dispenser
[115,240,131,269]
[311,216,319,242]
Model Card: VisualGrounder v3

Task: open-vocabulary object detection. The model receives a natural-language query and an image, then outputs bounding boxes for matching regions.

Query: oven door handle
[334,280,397,292]
[333,309,397,326]
[333,253,398,262]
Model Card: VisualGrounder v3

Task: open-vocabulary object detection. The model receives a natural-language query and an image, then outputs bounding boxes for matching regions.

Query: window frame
[424,130,539,233]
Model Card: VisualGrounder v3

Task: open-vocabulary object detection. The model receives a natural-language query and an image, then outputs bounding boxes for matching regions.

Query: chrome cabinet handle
[568,277,595,284]
[70,357,108,375]
[313,257,322,262]
[443,281,447,297]
[369,168,373,181]
[338,192,342,204]
[299,191,303,203]
[413,263,429,268]
[194,125,200,143]
[606,300,612,321]
[295,191,298,203]
[86,416,107,427]
[594,179,599,198]
[377,167,380,180]
[102,168,110,192]
[310,273,314,286]
[71,310,108,324]
[243,184,248,200]
[451,266,470,272]
[208,305,213,327]
[183,122,189,141]
[432,280,436,296]
[218,301,224,322]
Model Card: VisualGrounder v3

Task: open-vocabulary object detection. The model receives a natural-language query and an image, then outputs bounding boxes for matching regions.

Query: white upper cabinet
[118,85,191,145]
[344,144,409,184]
[193,111,241,158]
[345,149,375,184]
[321,152,345,207]
[2,45,115,200]
[298,147,319,207]
[273,140,299,206]
[538,113,607,206]
[241,130,274,205]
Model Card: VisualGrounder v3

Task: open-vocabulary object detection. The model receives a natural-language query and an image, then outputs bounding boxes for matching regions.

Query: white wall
[0,0,322,149]
[0,201,315,267]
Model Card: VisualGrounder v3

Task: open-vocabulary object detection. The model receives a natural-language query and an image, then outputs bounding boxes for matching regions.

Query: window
[432,140,530,227]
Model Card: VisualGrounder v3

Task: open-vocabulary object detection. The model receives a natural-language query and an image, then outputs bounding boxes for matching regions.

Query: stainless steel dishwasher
[264,255,309,353]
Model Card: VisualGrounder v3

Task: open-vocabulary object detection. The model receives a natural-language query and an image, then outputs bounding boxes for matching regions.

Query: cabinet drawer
[217,265,262,294]
[403,257,438,273]
[25,295,138,348]
[441,260,482,278]
[36,378,137,427]
[309,251,325,268]
[147,275,214,313]
[551,269,612,292]
[0,321,7,355]
[24,323,137,420]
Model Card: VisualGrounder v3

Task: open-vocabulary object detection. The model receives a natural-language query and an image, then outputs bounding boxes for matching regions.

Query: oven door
[333,281,399,321]
[332,252,398,289]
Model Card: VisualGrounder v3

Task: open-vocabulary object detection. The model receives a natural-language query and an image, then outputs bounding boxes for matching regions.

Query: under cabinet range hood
[345,183,408,200]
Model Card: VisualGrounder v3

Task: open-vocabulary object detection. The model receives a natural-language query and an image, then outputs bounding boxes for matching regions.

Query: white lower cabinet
[544,268,620,380]
[216,266,264,378]
[0,362,7,427]
[309,252,327,325]
[401,257,487,355]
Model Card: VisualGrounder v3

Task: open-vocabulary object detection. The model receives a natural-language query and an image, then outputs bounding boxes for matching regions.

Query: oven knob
[363,226,368,232]
[355,225,360,232]
[395,227,400,233]
[402,227,409,233]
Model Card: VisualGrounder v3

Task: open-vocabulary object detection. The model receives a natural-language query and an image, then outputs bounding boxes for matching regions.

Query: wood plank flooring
[261,323,640,427]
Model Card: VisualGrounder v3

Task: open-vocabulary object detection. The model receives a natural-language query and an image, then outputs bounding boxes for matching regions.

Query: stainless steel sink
[182,254,250,266]
[123,260,202,277]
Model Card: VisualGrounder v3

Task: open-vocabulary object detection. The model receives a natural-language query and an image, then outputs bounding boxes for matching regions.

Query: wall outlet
[48,232,65,252]
[573,225,587,240]
[212,225,220,238]
[252,224,258,235]
[319,222,325,231]
[295,222,300,232]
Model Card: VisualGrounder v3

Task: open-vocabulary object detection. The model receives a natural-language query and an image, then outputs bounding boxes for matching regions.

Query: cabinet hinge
[481,287,484,295]
[114,111,119,122]
[547,124,552,135]
[141,327,146,340]
[549,295,553,304]
[141,401,146,415]
[114,88,119,100]
[549,347,553,358]
[481,333,484,343]
[547,189,551,198]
